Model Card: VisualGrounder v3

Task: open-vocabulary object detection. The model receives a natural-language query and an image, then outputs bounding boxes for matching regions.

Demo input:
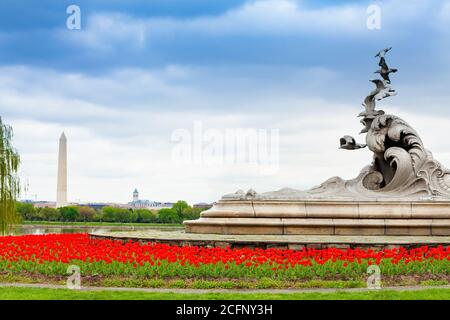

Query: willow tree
[0,117,20,234]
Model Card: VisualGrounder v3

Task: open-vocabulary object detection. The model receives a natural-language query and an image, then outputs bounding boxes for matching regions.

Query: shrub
[93,211,103,222]
[78,206,96,222]
[16,202,36,220]
[101,207,116,222]
[158,208,180,224]
[116,208,134,223]
[40,207,60,221]
[181,207,202,221]
[58,206,80,222]
[129,209,138,223]
[100,207,137,223]
[136,209,157,223]
[172,200,189,216]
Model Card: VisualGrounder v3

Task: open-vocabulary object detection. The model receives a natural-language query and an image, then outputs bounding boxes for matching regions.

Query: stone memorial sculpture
[185,49,450,236]
[334,48,450,199]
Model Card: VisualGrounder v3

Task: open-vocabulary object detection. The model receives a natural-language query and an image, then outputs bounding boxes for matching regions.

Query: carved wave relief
[221,49,450,202]
[222,114,450,201]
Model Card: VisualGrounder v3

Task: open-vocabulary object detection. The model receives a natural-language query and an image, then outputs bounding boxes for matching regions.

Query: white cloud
[59,0,450,52]
[3,0,450,205]
[0,64,361,203]
[60,0,370,50]
[4,64,450,204]
[187,0,365,35]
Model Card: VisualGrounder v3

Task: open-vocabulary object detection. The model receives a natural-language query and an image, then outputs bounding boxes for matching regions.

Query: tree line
[16,200,206,224]
[0,118,20,234]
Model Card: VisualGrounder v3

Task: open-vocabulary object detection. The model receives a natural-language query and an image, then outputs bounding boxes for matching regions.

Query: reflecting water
[6,225,183,236]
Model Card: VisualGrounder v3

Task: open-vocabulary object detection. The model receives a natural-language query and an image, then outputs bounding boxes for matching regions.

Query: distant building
[84,203,108,210]
[29,201,56,209]
[129,188,152,209]
[193,202,213,210]
[148,201,175,209]
[128,189,173,209]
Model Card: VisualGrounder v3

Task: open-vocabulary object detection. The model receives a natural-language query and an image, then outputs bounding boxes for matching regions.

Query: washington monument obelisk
[56,132,68,208]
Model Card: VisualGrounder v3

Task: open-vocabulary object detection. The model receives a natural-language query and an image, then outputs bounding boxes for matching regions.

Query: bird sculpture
[341,47,397,150]
[375,47,392,58]
[339,135,367,150]
[358,79,391,117]
[375,57,398,83]
[372,79,397,100]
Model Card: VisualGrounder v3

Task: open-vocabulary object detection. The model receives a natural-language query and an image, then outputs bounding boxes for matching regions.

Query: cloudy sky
[1,0,450,204]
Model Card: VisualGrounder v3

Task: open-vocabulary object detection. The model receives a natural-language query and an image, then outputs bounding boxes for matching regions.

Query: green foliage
[58,206,80,222]
[115,208,135,223]
[16,202,36,220]
[156,201,205,223]
[0,118,21,234]
[181,207,203,221]
[40,207,60,221]
[101,206,137,223]
[99,203,202,224]
[158,208,180,223]
[135,209,157,223]
[92,211,103,222]
[16,199,206,224]
[21,221,182,227]
[420,279,449,286]
[172,200,189,216]
[101,206,116,222]
[77,206,96,222]
[1,287,450,300]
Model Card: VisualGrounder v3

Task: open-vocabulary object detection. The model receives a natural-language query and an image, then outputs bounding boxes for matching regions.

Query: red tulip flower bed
[0,234,449,281]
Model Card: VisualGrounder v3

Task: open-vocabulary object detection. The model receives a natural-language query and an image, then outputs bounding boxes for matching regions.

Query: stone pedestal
[186,48,450,238]
[184,199,450,236]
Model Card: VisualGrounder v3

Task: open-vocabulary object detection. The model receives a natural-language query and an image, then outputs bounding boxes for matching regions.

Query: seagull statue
[339,135,366,150]
[372,79,397,100]
[375,57,398,83]
[358,79,390,117]
[375,47,392,58]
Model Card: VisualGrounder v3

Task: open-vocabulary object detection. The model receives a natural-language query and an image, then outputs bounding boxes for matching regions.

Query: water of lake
[6,225,183,236]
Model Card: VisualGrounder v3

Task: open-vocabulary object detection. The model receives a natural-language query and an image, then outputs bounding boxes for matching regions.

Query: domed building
[129,189,151,208]
[128,189,174,209]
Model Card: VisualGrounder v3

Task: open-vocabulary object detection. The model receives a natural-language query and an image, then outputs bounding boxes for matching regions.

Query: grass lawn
[0,287,449,300]
[19,221,183,228]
